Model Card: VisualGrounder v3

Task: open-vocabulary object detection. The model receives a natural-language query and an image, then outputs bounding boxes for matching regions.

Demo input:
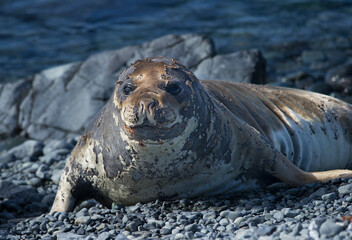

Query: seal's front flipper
[50,173,76,213]
[267,152,352,186]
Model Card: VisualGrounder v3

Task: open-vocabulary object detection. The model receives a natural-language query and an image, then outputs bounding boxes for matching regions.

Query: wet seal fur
[51,57,352,212]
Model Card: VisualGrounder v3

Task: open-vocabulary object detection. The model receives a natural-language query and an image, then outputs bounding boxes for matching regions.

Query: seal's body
[51,57,352,212]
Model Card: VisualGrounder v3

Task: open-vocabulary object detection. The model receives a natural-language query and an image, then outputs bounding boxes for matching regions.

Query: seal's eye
[165,83,182,96]
[123,84,135,95]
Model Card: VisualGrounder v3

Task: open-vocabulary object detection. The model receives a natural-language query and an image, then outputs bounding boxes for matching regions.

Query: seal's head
[113,57,206,142]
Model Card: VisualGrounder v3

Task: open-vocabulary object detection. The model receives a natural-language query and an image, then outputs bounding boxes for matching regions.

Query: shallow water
[1,0,352,82]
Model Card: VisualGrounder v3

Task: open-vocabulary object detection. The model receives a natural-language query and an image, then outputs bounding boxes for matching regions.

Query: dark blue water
[1,0,352,83]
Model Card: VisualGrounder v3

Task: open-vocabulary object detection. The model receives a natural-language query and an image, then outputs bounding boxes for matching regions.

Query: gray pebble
[125,219,143,232]
[184,223,198,232]
[115,234,129,240]
[281,208,300,218]
[309,187,329,199]
[76,208,89,217]
[219,210,242,220]
[57,232,83,240]
[322,192,338,201]
[160,226,172,235]
[184,231,194,239]
[273,210,284,222]
[309,216,327,239]
[320,220,344,237]
[8,140,43,159]
[27,177,42,187]
[97,232,113,240]
[203,211,216,220]
[35,164,50,179]
[234,216,244,224]
[219,218,229,226]
[174,233,184,240]
[43,140,74,155]
[74,216,92,225]
[338,183,352,195]
[127,205,140,213]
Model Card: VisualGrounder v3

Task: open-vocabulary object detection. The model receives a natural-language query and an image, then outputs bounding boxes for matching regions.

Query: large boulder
[193,49,266,84]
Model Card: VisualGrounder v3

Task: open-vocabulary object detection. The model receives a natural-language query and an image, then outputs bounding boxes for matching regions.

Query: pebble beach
[1,139,352,239]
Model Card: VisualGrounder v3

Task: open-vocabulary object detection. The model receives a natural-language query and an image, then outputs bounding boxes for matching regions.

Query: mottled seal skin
[51,57,352,213]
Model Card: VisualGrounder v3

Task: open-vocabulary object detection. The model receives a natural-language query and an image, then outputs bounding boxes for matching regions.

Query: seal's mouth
[124,121,185,141]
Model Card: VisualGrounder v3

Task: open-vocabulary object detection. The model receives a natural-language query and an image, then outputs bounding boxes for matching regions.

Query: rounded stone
[338,183,352,195]
[319,220,344,237]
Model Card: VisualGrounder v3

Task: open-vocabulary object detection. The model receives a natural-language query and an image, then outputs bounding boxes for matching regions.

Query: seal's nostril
[147,101,155,111]
[139,98,157,114]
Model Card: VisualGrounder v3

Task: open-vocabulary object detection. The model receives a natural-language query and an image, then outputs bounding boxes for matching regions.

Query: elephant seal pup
[51,57,352,213]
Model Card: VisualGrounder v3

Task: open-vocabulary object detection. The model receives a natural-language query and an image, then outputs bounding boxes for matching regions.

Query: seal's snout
[138,98,157,115]
[123,100,177,128]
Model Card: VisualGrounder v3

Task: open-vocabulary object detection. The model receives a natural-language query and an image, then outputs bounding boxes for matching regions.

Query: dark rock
[307,82,332,95]
[130,34,215,69]
[269,81,295,88]
[30,201,48,211]
[40,149,69,165]
[76,227,85,235]
[76,208,89,217]
[286,188,300,196]
[160,226,172,235]
[219,210,243,220]
[338,183,352,195]
[0,153,15,168]
[319,220,344,237]
[309,187,329,200]
[0,180,36,199]
[125,218,144,232]
[27,177,42,187]
[57,212,68,221]
[8,140,43,159]
[35,164,50,179]
[194,49,266,84]
[325,62,352,95]
[184,223,198,232]
[321,193,338,201]
[41,194,56,207]
[0,211,15,220]
[281,208,300,218]
[43,139,74,155]
[0,78,32,139]
[281,71,316,90]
